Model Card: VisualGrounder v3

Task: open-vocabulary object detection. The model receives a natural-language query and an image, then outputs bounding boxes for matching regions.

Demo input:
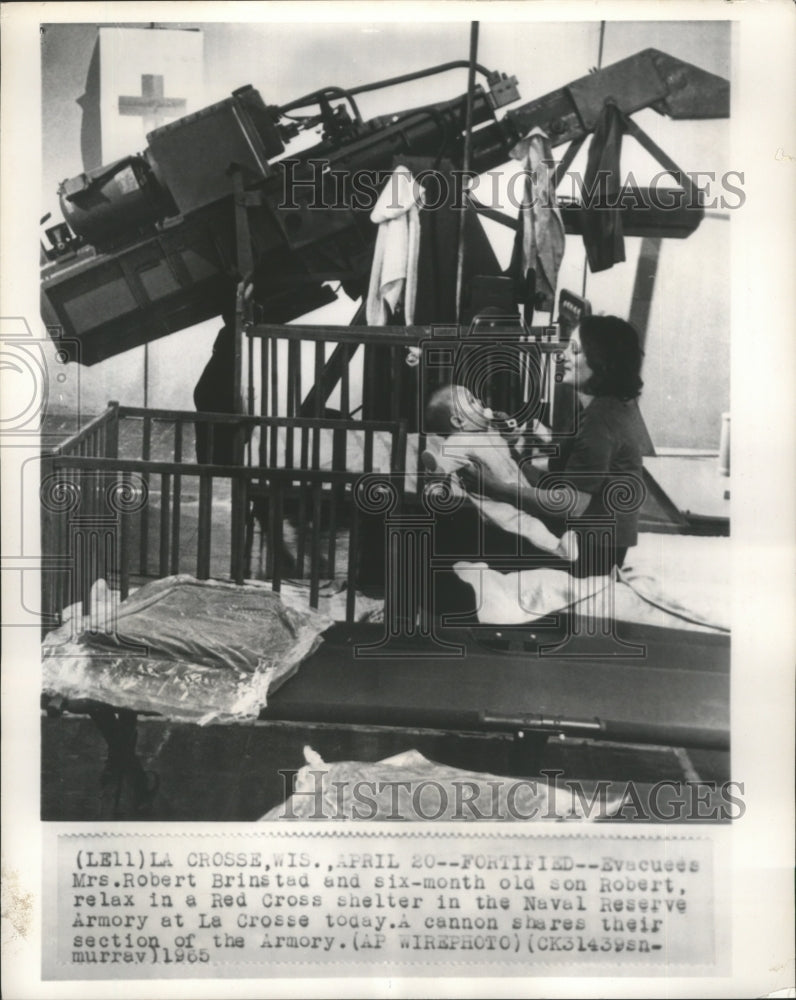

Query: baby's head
[425,384,493,435]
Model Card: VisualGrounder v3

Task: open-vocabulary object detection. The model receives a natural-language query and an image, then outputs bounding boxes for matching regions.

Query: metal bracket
[481,710,604,737]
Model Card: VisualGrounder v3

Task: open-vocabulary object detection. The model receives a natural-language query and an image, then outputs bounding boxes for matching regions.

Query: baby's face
[450,386,493,431]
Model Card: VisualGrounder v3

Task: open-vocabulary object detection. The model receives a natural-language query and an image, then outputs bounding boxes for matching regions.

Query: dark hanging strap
[580,101,626,273]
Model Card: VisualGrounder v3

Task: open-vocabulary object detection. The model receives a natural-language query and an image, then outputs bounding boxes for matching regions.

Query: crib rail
[41,407,407,629]
[51,402,121,459]
[41,456,365,622]
[245,322,429,425]
[244,320,564,437]
[113,405,407,471]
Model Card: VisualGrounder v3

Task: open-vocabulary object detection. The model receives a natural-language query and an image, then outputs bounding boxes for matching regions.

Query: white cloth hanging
[365,166,423,326]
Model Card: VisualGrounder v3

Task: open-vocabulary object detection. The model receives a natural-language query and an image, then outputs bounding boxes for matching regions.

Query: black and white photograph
[1,2,794,996]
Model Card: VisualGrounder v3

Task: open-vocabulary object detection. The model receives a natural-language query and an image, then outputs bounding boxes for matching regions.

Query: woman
[463,314,648,578]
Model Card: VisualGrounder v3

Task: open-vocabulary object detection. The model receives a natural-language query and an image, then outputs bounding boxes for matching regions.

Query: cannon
[41,48,729,367]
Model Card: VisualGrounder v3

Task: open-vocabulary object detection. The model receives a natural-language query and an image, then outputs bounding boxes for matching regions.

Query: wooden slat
[58,467,71,620]
[340,343,351,417]
[158,474,170,577]
[119,473,130,600]
[270,337,278,453]
[309,482,322,608]
[391,345,403,424]
[229,474,240,582]
[139,416,151,576]
[394,420,408,477]
[331,426,346,472]
[346,493,359,623]
[362,345,374,419]
[271,481,284,593]
[265,488,276,581]
[300,425,309,470]
[170,422,182,574]
[39,460,54,627]
[363,429,374,472]
[230,477,248,585]
[313,341,324,418]
[106,403,120,459]
[329,425,346,572]
[311,417,321,470]
[247,332,255,416]
[197,474,212,580]
[243,490,256,582]
[295,487,307,577]
[287,340,300,419]
[326,479,338,574]
[259,338,269,466]
[285,343,297,464]
[103,527,117,618]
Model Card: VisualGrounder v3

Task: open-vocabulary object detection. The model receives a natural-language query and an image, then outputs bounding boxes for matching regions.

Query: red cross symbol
[118,74,187,132]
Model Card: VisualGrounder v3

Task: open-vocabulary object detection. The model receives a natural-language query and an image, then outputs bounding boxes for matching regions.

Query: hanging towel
[366,166,423,325]
[581,101,626,272]
[508,128,565,313]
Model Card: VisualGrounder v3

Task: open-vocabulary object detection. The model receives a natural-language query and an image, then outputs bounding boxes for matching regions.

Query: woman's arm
[464,402,621,521]
[461,458,592,522]
[516,455,548,485]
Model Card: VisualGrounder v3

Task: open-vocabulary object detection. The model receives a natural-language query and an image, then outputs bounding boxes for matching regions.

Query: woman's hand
[490,410,521,448]
[513,420,553,455]
[530,418,553,444]
[520,457,547,486]
[458,458,510,501]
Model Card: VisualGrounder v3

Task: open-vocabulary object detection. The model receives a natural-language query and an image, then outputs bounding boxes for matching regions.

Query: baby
[422,384,577,562]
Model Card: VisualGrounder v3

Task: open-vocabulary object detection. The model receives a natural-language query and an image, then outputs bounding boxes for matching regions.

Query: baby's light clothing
[422,433,577,562]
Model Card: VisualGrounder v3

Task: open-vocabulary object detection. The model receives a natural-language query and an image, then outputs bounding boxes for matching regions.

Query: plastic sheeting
[42,575,333,724]
[262,746,627,822]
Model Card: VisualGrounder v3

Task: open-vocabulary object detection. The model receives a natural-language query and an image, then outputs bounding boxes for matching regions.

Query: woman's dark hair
[579,315,644,400]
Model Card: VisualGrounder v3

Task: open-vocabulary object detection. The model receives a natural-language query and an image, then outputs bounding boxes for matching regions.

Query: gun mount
[41,48,729,366]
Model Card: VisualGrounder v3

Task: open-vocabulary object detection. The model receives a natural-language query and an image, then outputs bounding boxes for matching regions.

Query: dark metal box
[147,86,283,216]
